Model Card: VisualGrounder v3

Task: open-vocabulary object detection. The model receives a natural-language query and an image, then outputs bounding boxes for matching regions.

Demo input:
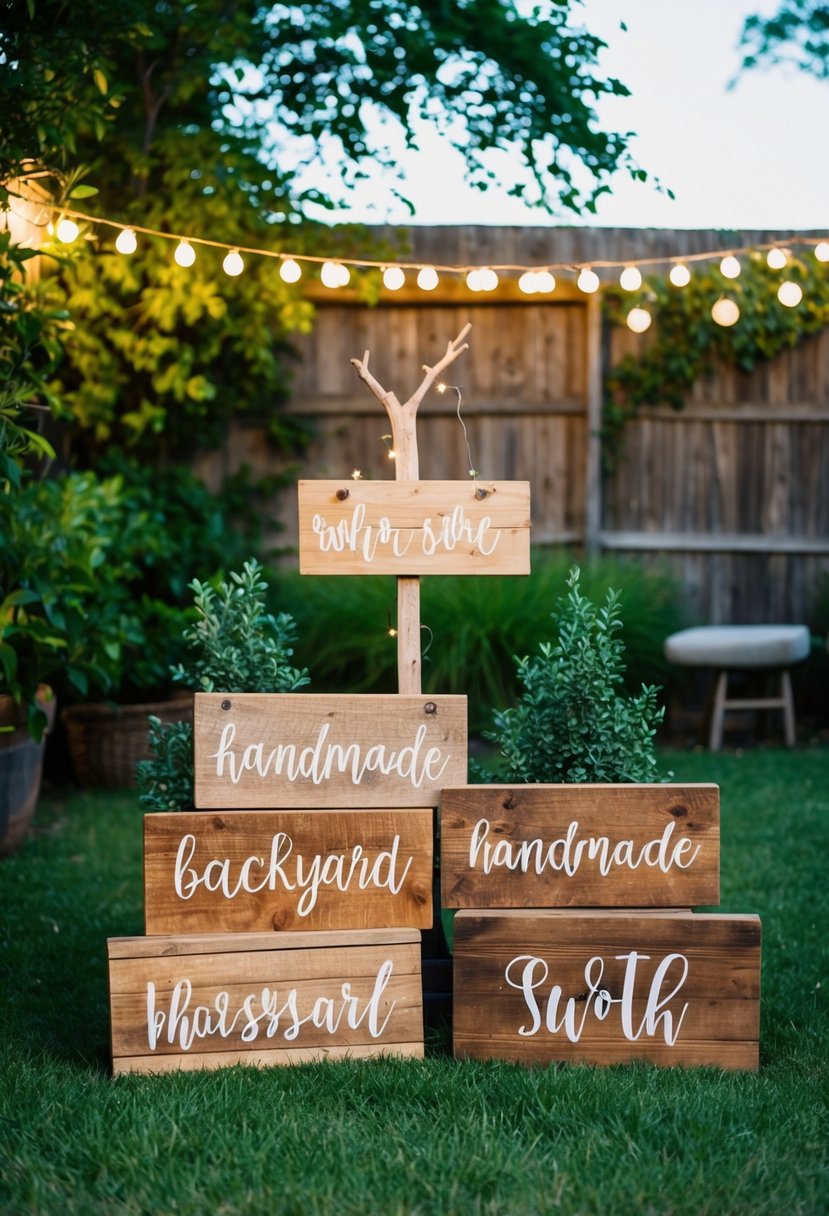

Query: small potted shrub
[482,565,667,783]
[138,559,309,811]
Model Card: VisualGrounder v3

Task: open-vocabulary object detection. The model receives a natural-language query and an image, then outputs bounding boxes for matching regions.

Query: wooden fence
[196,225,829,626]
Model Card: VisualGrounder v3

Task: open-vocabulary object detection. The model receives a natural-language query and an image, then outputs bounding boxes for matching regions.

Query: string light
[351,468,363,480]
[174,239,196,267]
[777,280,803,307]
[382,266,405,291]
[222,249,244,276]
[115,227,137,254]
[8,191,829,313]
[712,297,740,327]
[626,307,652,333]
[56,217,80,243]
[279,257,301,283]
[620,265,642,291]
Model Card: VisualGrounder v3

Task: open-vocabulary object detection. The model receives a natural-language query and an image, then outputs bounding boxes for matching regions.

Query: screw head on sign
[424,702,437,715]
[221,699,232,711]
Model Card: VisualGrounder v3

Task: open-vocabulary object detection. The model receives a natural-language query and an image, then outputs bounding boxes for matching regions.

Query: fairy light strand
[8,192,828,280]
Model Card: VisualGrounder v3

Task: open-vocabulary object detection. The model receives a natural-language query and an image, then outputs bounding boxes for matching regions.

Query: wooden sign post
[350,325,472,695]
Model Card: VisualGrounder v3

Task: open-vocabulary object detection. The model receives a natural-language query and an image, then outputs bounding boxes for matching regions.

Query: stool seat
[664,625,811,750]
[664,625,810,669]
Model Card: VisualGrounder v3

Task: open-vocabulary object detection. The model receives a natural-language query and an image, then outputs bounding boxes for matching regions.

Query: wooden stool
[664,625,811,751]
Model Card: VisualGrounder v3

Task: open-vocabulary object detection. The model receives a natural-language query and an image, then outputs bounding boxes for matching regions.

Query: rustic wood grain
[440,784,719,909]
[453,909,761,1071]
[144,808,433,934]
[193,693,467,809]
[108,928,423,1074]
[298,480,531,576]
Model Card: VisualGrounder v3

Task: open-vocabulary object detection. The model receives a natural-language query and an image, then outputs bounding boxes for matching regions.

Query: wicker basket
[62,696,193,790]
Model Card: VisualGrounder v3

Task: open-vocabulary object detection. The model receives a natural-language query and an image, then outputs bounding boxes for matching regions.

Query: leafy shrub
[137,559,309,811]
[482,566,667,784]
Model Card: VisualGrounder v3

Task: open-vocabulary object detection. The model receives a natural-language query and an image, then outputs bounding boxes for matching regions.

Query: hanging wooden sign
[297,480,531,576]
[193,693,468,809]
[108,928,423,1075]
[143,808,434,934]
[440,784,719,909]
[453,910,761,1071]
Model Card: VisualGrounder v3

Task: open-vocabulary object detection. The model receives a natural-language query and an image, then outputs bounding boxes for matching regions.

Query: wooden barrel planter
[62,696,193,790]
[0,689,57,858]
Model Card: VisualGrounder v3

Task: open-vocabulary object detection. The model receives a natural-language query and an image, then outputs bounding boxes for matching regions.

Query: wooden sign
[194,693,467,809]
[453,910,761,1071]
[144,808,433,934]
[298,480,531,576]
[441,784,719,909]
[108,928,423,1074]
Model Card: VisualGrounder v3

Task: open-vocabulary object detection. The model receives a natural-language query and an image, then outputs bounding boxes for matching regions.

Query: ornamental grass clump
[137,559,309,811]
[485,566,666,784]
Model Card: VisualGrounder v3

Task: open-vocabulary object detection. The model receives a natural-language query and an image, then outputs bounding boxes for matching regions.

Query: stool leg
[781,668,796,747]
[709,671,728,752]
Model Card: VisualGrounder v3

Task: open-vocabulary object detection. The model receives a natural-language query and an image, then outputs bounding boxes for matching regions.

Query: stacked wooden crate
[441,784,762,1070]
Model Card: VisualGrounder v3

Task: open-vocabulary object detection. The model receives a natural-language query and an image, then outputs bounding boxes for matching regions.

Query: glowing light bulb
[620,265,642,291]
[712,297,740,327]
[669,263,691,287]
[174,240,196,267]
[777,280,803,307]
[223,249,244,276]
[382,266,405,291]
[321,261,345,288]
[388,628,398,638]
[577,267,600,293]
[626,307,652,333]
[815,241,829,262]
[535,270,556,293]
[56,218,79,243]
[518,271,538,294]
[351,469,363,480]
[280,258,301,283]
[466,269,483,291]
[478,267,498,291]
[387,448,396,461]
[720,255,741,279]
[417,266,438,290]
[766,247,787,270]
[115,228,137,255]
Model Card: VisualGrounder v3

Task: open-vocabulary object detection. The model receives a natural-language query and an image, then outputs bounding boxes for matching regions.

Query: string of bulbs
[19,194,829,334]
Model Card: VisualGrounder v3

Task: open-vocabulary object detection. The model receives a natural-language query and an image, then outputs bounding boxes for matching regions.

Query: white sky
[309,0,829,231]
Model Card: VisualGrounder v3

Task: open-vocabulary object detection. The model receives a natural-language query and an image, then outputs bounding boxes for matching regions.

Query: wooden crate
[453,910,761,1071]
[144,808,433,934]
[441,784,719,909]
[194,693,467,810]
[108,928,423,1075]
[298,479,531,575]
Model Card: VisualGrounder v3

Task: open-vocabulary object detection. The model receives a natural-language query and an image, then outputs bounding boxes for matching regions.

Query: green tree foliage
[737,1,829,80]
[2,0,652,461]
[484,567,666,784]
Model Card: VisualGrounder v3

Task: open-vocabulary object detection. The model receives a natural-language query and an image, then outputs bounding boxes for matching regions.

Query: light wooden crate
[109,928,423,1075]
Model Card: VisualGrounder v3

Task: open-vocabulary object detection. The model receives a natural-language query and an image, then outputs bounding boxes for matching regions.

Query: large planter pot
[62,696,193,790]
[0,689,57,858]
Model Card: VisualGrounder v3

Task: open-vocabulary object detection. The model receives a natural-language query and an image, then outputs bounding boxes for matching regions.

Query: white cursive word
[174,831,412,917]
[146,959,396,1051]
[504,952,690,1045]
[210,721,450,790]
[311,502,500,562]
[469,817,700,877]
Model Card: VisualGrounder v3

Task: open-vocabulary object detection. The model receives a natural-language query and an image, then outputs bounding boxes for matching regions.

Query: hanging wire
[438,383,477,478]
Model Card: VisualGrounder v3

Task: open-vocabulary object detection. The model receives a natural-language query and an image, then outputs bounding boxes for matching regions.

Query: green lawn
[2,748,827,1215]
